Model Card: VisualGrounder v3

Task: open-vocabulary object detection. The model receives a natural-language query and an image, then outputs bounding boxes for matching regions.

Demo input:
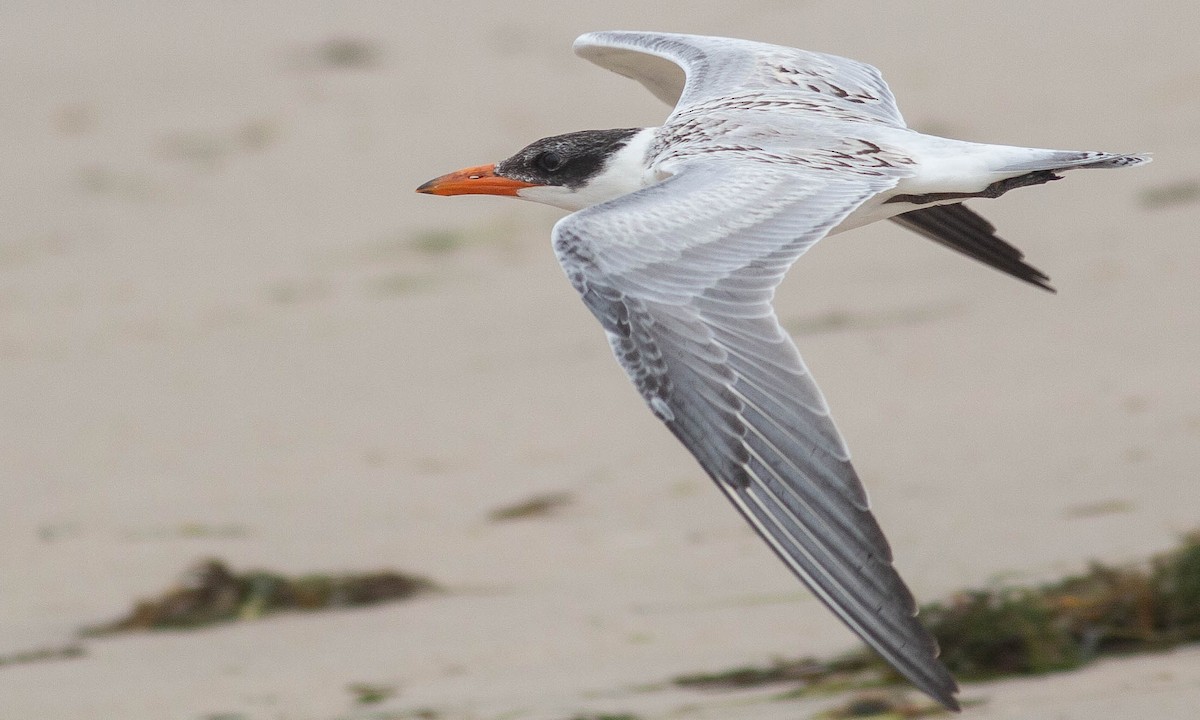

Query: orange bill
[415,164,538,197]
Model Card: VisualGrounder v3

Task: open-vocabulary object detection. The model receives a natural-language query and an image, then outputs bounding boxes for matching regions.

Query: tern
[417,31,1148,710]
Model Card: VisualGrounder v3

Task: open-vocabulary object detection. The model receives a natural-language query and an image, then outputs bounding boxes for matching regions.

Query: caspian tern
[417,31,1148,710]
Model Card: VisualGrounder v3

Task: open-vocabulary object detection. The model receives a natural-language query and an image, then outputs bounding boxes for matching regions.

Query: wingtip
[572,31,600,53]
[573,30,636,52]
[908,656,962,712]
[573,30,694,55]
[573,30,631,59]
[1080,152,1153,169]
[913,661,962,712]
[1034,278,1057,294]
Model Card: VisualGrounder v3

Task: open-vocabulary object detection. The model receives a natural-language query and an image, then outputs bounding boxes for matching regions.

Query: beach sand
[1,2,1197,718]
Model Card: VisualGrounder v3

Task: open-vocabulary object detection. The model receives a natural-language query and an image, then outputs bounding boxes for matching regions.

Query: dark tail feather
[890,203,1055,292]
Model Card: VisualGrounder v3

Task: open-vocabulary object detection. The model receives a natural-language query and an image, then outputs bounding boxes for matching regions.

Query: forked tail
[887,149,1148,292]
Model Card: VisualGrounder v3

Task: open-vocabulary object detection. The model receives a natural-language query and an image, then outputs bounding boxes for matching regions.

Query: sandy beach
[2,2,1198,718]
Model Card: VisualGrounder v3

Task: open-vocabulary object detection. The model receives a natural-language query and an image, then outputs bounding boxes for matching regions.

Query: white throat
[516,128,659,211]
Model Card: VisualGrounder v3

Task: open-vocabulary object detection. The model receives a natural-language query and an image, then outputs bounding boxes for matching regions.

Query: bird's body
[417,31,1148,711]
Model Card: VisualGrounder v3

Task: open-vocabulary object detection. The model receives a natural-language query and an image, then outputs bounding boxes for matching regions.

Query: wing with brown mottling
[574,31,906,127]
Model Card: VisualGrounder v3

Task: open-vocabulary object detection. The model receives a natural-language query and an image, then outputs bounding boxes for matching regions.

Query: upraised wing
[553,159,959,710]
[574,31,906,127]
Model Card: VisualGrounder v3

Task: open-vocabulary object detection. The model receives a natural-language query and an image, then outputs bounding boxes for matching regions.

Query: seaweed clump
[924,530,1200,680]
[487,491,572,522]
[84,558,436,635]
[671,532,1200,697]
[674,654,874,691]
[816,691,953,718]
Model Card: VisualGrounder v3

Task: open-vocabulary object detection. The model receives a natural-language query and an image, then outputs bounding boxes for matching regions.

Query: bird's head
[417,128,654,211]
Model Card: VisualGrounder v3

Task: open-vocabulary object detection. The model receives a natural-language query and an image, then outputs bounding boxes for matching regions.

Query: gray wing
[553,161,959,711]
[574,31,906,127]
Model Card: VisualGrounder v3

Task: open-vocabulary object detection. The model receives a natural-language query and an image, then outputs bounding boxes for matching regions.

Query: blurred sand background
[1,2,1198,718]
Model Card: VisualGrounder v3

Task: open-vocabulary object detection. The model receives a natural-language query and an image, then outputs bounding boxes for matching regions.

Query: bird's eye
[535,151,563,173]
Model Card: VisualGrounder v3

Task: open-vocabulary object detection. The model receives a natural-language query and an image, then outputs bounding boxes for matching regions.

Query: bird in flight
[417,31,1148,710]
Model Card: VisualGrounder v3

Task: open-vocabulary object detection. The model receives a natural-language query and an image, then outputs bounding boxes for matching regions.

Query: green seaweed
[816,691,954,718]
[671,532,1200,697]
[922,589,1080,678]
[347,682,398,705]
[488,492,572,521]
[83,559,436,635]
[927,532,1200,679]
[0,644,84,667]
[675,655,869,690]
